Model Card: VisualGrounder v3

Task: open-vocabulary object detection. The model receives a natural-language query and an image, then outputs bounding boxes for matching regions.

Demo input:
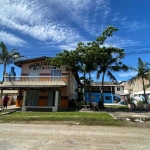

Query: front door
[47,90,55,106]
[25,90,39,106]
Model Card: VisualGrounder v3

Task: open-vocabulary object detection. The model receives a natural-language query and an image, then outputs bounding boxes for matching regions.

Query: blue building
[85,92,121,104]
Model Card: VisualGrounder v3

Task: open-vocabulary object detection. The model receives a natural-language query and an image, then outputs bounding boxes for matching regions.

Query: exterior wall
[21,61,69,76]
[59,86,68,108]
[85,93,114,103]
[90,85,124,95]
[114,86,124,95]
[69,73,78,100]
[124,78,150,94]
[16,87,69,109]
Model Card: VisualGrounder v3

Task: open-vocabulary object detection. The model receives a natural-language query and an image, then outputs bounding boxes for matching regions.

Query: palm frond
[96,69,103,79]
[106,71,118,84]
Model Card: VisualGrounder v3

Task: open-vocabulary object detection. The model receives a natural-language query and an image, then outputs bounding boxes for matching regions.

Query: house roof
[91,82,124,87]
[15,56,50,68]
[0,84,67,90]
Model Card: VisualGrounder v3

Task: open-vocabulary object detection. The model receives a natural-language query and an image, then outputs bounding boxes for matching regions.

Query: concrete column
[53,91,59,112]
[22,91,27,111]
[0,89,3,98]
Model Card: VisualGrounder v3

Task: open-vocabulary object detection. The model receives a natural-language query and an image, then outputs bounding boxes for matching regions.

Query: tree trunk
[2,63,6,82]
[89,73,92,107]
[98,72,105,108]
[142,77,147,103]
[83,69,86,103]
[1,64,6,98]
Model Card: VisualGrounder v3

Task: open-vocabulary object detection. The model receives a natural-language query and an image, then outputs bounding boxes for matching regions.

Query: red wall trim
[40,73,50,76]
[21,73,28,76]
[62,73,69,75]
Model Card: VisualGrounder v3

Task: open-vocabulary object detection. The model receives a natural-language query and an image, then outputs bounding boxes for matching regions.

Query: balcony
[1,76,68,88]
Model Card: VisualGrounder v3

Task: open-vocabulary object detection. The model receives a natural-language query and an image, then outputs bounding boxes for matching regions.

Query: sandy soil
[0,123,150,150]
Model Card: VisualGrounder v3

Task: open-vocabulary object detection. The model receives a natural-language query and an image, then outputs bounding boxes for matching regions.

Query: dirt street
[0,123,150,150]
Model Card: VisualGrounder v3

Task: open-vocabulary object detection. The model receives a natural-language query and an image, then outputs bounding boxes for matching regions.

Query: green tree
[129,58,150,103]
[48,43,97,102]
[48,49,85,101]
[0,41,25,82]
[89,26,128,108]
[48,49,81,85]
[76,42,97,104]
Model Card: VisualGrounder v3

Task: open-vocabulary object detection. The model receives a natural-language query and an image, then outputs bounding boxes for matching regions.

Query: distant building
[90,82,124,95]
[124,78,150,100]
[85,82,124,103]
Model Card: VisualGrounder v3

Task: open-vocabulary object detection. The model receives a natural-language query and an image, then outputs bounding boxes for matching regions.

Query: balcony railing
[4,76,68,83]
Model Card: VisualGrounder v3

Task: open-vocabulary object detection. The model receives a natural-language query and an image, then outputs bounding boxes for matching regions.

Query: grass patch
[0,111,126,126]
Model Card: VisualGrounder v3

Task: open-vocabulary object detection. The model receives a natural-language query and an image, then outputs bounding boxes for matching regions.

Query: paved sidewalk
[80,107,150,123]
[1,105,21,111]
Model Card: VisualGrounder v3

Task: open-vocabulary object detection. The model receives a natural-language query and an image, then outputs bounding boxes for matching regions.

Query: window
[29,69,39,81]
[106,96,111,100]
[117,87,120,91]
[51,69,62,80]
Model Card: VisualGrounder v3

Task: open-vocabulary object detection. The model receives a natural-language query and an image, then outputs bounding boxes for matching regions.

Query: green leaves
[129,58,150,103]
[0,41,25,81]
[47,26,128,100]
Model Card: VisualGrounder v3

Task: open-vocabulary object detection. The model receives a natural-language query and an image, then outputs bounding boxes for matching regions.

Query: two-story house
[85,82,124,103]
[0,56,78,112]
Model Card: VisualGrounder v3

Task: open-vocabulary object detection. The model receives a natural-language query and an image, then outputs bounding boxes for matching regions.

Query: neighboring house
[90,82,124,95]
[124,78,150,100]
[0,56,78,112]
[85,82,124,103]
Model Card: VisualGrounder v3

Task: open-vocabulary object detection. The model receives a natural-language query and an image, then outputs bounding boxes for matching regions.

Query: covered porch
[0,75,69,112]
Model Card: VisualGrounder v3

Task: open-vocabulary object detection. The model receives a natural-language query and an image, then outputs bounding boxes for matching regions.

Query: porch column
[53,91,59,112]
[0,89,3,98]
[22,91,27,111]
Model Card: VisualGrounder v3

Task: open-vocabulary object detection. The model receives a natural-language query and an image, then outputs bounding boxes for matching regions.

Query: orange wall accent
[38,99,48,106]
[60,99,68,108]
[16,99,23,107]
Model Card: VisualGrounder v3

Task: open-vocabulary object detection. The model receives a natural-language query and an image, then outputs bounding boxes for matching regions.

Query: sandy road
[0,123,150,150]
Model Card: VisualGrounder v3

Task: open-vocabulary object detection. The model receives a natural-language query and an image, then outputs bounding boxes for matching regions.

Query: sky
[0,0,150,82]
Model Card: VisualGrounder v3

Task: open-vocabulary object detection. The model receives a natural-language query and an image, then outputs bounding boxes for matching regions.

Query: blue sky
[0,0,150,82]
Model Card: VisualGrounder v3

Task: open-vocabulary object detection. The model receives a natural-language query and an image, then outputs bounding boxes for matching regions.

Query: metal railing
[4,76,68,82]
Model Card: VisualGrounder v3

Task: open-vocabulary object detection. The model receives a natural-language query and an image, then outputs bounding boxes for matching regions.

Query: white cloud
[59,40,91,50]
[0,0,111,44]
[59,42,78,51]
[0,0,140,52]
[118,71,137,77]
[112,16,127,22]
[121,21,150,31]
[0,31,27,47]
[0,0,83,43]
[105,35,139,48]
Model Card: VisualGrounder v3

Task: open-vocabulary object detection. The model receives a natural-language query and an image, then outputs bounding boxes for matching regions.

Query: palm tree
[89,26,128,108]
[129,58,150,103]
[96,46,128,108]
[0,41,25,82]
